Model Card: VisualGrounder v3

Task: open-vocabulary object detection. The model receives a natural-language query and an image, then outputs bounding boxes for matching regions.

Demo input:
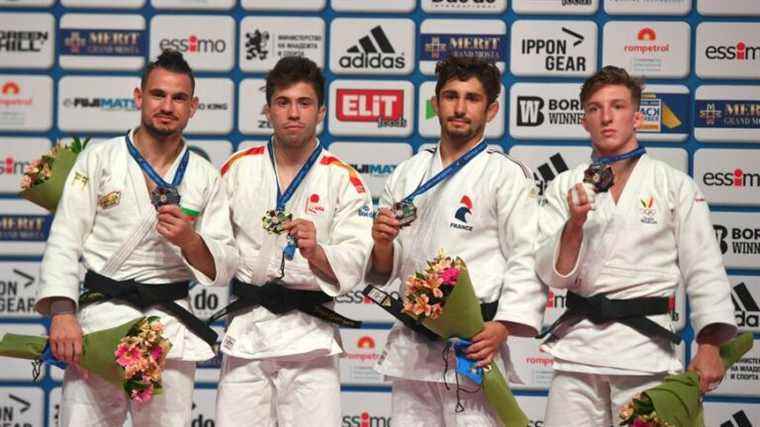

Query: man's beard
[143,117,180,138]
[442,117,482,143]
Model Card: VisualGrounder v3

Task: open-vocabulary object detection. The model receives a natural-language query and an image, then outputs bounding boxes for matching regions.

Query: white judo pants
[544,370,667,427]
[60,359,196,427]
[215,354,340,427]
[391,378,502,427]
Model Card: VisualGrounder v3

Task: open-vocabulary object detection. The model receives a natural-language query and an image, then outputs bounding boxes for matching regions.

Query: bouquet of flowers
[19,136,90,212]
[0,316,172,403]
[619,332,753,427]
[402,251,528,427]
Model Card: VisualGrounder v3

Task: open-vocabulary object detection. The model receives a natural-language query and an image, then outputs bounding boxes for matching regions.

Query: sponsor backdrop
[0,0,759,425]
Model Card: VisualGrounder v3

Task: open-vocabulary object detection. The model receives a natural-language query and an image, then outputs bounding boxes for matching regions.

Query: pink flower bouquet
[0,316,172,403]
[19,136,90,212]
[402,251,528,427]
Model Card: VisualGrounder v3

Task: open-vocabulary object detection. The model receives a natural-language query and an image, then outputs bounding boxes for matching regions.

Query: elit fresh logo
[339,26,405,70]
[732,282,759,328]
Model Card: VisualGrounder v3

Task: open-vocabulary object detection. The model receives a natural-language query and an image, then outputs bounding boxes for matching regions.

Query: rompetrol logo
[339,26,405,70]
[624,27,670,54]
[342,411,391,427]
[702,168,760,187]
[1,81,20,95]
[159,34,227,54]
[357,336,375,349]
[705,41,760,61]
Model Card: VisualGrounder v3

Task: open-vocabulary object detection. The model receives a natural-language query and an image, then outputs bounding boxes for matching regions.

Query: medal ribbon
[592,146,646,166]
[267,139,323,211]
[401,141,487,204]
[126,130,189,189]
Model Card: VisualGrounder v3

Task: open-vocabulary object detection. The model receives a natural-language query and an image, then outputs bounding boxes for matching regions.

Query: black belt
[536,291,681,344]
[206,278,361,328]
[81,270,218,348]
[362,285,499,341]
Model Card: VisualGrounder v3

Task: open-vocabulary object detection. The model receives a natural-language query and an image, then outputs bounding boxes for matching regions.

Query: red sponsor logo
[336,89,404,122]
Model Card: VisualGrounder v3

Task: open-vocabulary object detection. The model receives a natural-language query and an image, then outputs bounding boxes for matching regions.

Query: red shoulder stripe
[221,145,266,176]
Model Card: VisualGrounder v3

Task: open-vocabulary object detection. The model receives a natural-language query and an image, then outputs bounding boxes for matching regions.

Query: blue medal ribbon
[126,130,189,189]
[268,139,323,260]
[591,146,646,166]
[402,141,488,204]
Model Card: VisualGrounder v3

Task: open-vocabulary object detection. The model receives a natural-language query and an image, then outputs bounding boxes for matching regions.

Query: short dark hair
[434,56,501,106]
[265,56,325,107]
[141,49,195,94]
[580,65,643,109]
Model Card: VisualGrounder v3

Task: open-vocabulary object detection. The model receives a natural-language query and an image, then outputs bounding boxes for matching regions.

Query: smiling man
[36,50,239,427]
[364,56,545,426]
[215,56,373,426]
[536,65,737,426]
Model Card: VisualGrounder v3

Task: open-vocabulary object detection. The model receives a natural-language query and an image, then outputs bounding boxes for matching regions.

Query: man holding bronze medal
[214,56,373,426]
[35,50,239,426]
[364,56,545,425]
[535,66,737,426]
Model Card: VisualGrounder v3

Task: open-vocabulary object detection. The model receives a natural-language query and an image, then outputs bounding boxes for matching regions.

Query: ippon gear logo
[339,26,405,70]
[720,410,754,427]
[342,412,391,427]
[705,41,760,61]
[702,169,760,187]
[732,282,759,328]
[159,35,227,54]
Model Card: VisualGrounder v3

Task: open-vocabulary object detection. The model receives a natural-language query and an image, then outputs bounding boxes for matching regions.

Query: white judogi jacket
[365,143,545,383]
[536,154,737,374]
[37,130,239,361]
[219,142,374,360]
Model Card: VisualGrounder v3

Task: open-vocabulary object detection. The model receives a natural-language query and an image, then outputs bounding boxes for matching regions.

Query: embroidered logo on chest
[450,195,474,231]
[639,196,657,224]
[97,191,121,210]
[306,193,325,215]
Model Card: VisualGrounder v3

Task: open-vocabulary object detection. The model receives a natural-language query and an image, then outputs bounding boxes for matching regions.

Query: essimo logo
[702,168,760,187]
[705,41,760,61]
[342,412,391,427]
[339,26,405,70]
[0,155,29,175]
[159,34,227,54]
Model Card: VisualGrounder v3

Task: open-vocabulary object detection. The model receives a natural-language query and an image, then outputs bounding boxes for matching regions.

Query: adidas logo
[533,153,569,196]
[721,410,753,427]
[732,282,759,328]
[339,26,406,69]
